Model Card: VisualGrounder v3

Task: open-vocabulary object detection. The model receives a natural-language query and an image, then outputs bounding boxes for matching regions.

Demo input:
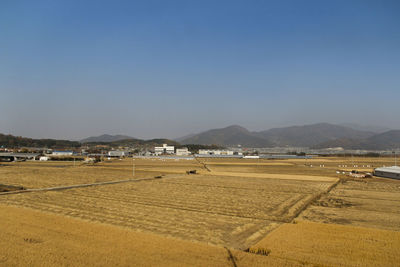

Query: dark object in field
[0,184,25,192]
[186,170,197,175]
[154,175,163,179]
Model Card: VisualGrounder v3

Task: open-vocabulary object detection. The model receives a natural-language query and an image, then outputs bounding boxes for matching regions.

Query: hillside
[83,138,180,147]
[312,138,362,149]
[0,133,180,149]
[339,123,391,134]
[256,123,374,147]
[80,134,135,143]
[313,130,400,150]
[361,130,400,150]
[178,125,273,147]
[0,134,80,148]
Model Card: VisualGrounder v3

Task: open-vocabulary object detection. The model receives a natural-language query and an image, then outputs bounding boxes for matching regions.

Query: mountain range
[177,123,400,150]
[3,123,398,150]
[80,134,134,143]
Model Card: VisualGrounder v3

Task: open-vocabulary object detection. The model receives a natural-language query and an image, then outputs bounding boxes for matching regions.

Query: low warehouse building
[198,149,233,155]
[52,151,74,156]
[108,150,129,157]
[176,148,190,156]
[374,166,400,180]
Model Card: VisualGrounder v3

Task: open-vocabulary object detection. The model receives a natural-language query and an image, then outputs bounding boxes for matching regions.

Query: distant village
[1,140,399,162]
[1,142,399,180]
[0,143,242,162]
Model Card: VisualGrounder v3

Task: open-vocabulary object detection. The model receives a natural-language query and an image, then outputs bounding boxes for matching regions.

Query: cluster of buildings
[153,145,243,157]
[154,144,190,156]
[3,142,400,181]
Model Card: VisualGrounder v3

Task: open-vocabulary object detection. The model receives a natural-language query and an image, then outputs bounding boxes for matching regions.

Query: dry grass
[250,220,400,267]
[201,158,342,178]
[0,174,334,248]
[203,171,338,182]
[1,156,390,189]
[299,177,400,231]
[0,204,300,267]
[0,159,203,189]
[1,156,399,266]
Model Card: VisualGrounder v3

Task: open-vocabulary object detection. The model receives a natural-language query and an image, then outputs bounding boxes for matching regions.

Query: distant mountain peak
[179,125,272,147]
[224,124,247,129]
[219,125,251,133]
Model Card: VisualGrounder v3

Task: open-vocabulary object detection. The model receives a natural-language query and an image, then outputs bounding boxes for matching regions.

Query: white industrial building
[243,155,259,159]
[198,149,234,155]
[374,166,400,180]
[154,144,175,155]
[176,148,190,156]
[52,151,73,156]
[108,150,130,157]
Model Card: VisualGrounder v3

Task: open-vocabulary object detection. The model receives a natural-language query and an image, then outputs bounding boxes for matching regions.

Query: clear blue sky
[1,0,399,140]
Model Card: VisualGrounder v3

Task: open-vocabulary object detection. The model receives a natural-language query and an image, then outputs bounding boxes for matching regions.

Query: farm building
[154,144,175,155]
[374,166,400,180]
[176,148,190,156]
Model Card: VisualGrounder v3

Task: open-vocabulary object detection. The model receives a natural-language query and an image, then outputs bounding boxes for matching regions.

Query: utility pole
[132,156,135,177]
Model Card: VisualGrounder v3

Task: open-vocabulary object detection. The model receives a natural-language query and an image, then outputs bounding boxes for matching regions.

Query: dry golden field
[299,177,400,231]
[0,173,334,248]
[1,156,400,266]
[0,158,201,188]
[250,220,400,267]
[0,204,300,267]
